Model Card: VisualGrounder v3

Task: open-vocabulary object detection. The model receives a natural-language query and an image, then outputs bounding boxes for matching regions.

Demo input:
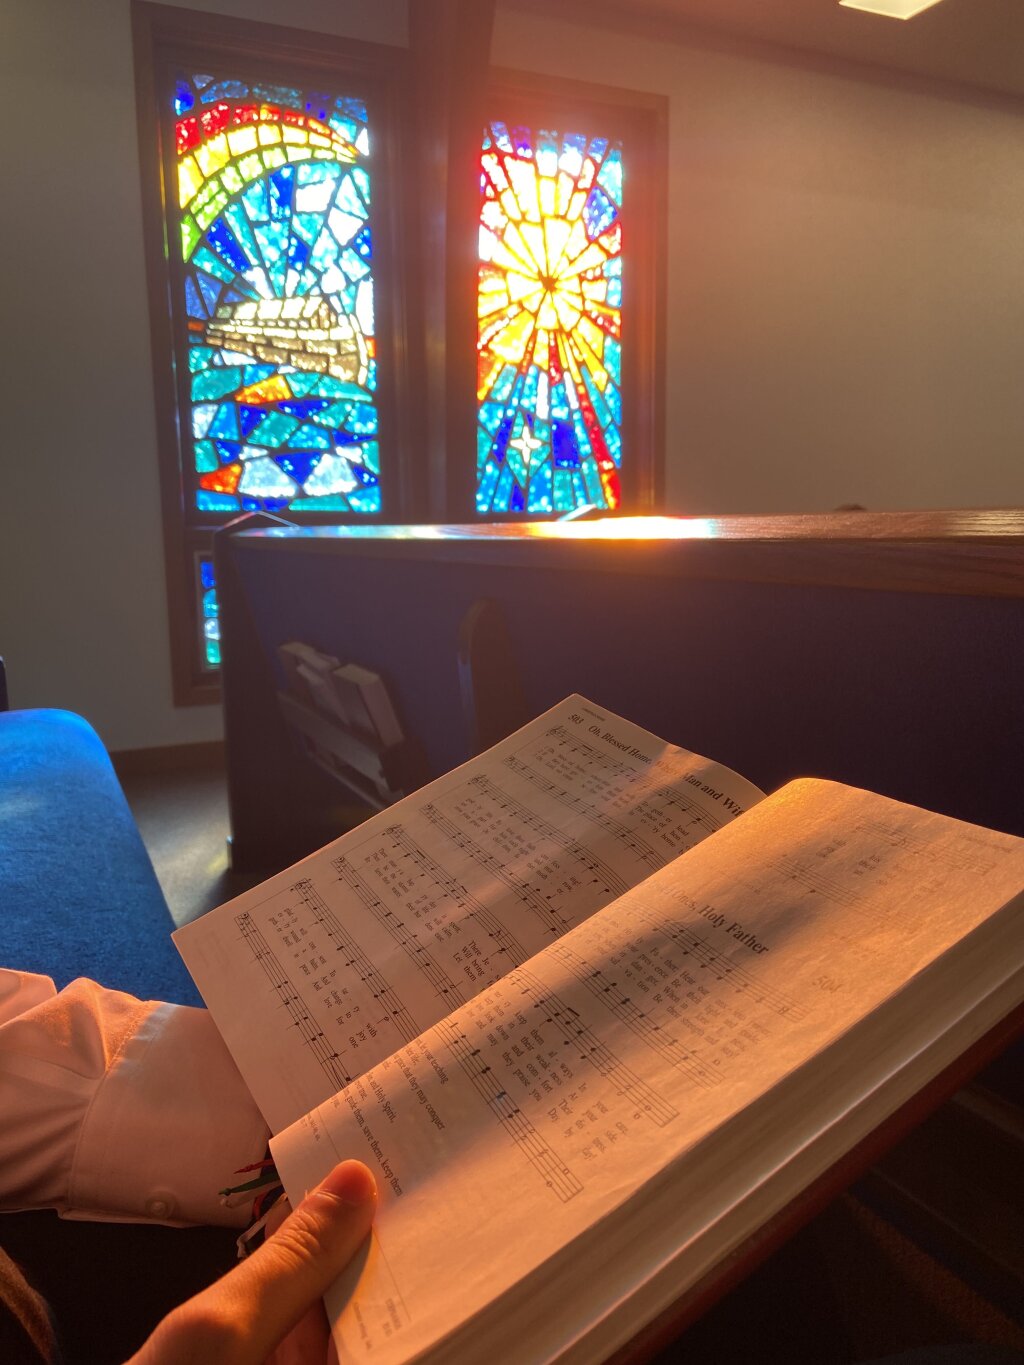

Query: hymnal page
[270,779,1024,1365]
[174,696,763,1131]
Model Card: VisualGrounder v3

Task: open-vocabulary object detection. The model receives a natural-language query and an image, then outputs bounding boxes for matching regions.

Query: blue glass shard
[597,148,623,205]
[338,95,368,124]
[201,80,248,102]
[348,486,381,513]
[200,560,216,589]
[239,406,265,439]
[552,419,580,469]
[197,490,239,512]
[185,277,206,318]
[280,399,329,417]
[512,126,534,157]
[196,270,222,314]
[270,167,294,218]
[174,82,194,115]
[477,463,499,512]
[214,439,241,464]
[240,495,290,512]
[510,482,526,513]
[583,186,617,239]
[493,414,514,466]
[206,219,249,274]
[332,429,363,447]
[277,452,318,485]
[528,464,553,513]
[289,236,309,270]
[353,226,372,260]
[350,465,378,488]
[209,405,240,441]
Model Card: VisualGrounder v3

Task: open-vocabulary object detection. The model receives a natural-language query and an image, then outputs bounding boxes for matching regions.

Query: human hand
[127,1159,376,1365]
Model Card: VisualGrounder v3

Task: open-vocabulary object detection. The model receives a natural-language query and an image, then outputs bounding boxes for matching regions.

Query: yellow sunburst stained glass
[477,122,623,514]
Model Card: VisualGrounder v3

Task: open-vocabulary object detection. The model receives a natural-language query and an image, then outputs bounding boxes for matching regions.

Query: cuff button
[145,1191,176,1219]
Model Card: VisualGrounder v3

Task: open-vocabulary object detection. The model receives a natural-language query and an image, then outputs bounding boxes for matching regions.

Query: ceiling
[508,0,1024,102]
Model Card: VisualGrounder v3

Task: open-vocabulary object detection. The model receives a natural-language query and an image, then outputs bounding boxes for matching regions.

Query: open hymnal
[174,696,1024,1365]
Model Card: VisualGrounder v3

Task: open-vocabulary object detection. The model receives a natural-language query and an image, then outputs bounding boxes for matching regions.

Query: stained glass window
[477,122,623,515]
[174,74,381,517]
[197,554,220,668]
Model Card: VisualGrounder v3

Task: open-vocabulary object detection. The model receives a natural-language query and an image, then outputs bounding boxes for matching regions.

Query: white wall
[2,1,1021,749]
[0,0,405,751]
[494,9,1024,515]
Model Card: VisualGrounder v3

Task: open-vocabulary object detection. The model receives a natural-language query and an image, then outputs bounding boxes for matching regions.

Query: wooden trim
[110,738,225,777]
[221,510,1024,599]
[407,1,497,521]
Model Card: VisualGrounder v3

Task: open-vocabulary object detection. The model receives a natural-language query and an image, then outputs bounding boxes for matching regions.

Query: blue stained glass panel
[174,70,383,518]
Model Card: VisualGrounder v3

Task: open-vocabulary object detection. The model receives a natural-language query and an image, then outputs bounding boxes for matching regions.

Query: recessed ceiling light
[839,0,945,17]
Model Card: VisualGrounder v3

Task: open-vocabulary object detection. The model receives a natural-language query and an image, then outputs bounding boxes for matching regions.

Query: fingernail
[316,1159,377,1207]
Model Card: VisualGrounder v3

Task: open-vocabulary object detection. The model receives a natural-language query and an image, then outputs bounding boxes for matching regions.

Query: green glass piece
[348,485,380,513]
[241,365,276,386]
[290,493,349,511]
[188,345,218,373]
[292,424,331,450]
[238,153,263,187]
[361,439,380,474]
[582,459,604,505]
[282,372,322,397]
[192,247,234,284]
[316,398,360,425]
[247,411,300,447]
[352,167,370,206]
[336,173,366,219]
[180,216,201,260]
[192,367,245,401]
[194,439,218,472]
[553,470,575,511]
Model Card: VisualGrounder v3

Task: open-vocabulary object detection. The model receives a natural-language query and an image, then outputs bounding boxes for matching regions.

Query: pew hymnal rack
[175,696,1024,1365]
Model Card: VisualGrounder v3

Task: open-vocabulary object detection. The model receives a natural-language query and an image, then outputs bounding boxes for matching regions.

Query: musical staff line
[657,921,807,1021]
[550,942,722,1090]
[420,804,568,940]
[505,724,723,854]
[861,820,999,875]
[291,880,422,1044]
[768,854,865,911]
[435,1018,583,1203]
[235,910,354,1090]
[514,969,678,1128]
[467,773,629,901]
[381,825,528,969]
[332,852,467,1011]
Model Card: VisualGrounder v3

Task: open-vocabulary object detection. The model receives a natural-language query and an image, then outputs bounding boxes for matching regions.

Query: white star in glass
[509,423,543,467]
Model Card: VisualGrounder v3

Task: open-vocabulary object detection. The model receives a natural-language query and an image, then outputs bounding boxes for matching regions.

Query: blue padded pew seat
[0,708,200,1005]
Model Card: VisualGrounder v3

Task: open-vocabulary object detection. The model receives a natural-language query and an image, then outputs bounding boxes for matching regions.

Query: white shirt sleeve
[0,969,270,1229]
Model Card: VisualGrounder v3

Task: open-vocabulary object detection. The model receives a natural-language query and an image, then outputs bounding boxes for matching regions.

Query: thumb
[131,1160,376,1365]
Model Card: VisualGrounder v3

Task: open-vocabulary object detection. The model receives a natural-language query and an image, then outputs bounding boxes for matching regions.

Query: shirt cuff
[68,999,269,1228]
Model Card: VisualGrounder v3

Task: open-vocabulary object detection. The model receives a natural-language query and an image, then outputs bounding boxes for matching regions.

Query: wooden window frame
[132,1,414,705]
